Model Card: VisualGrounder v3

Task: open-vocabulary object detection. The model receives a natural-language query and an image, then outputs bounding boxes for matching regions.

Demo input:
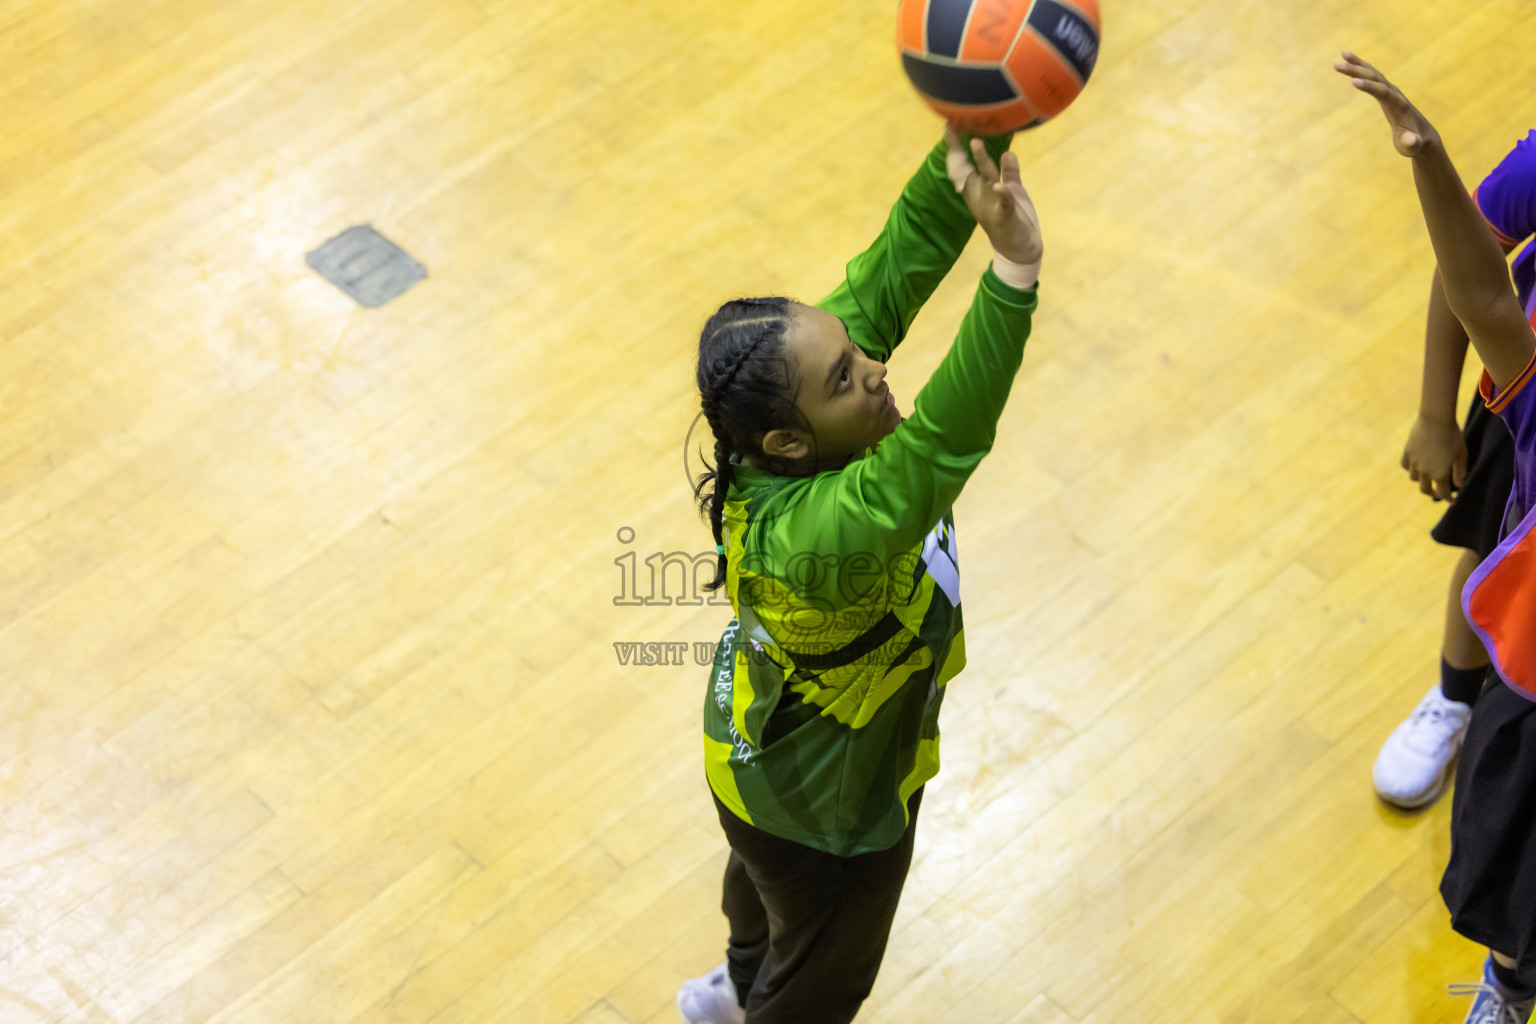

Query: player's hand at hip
[1334,52,1439,158]
[1402,413,1467,502]
[945,125,1042,267]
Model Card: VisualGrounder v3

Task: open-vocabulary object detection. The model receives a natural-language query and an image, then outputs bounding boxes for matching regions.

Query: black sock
[1440,658,1489,706]
[1490,957,1533,997]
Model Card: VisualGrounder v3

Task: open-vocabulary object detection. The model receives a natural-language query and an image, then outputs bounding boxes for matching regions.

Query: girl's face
[758,302,900,470]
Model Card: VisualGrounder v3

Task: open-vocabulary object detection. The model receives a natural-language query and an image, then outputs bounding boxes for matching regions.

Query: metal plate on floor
[306,225,427,308]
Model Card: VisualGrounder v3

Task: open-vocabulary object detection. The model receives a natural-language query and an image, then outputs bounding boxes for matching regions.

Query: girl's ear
[760,428,808,461]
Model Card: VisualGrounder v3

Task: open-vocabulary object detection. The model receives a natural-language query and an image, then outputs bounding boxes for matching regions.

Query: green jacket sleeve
[762,270,1039,582]
[817,134,1014,362]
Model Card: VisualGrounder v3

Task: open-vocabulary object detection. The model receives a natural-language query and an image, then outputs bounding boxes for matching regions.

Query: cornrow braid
[692,296,798,593]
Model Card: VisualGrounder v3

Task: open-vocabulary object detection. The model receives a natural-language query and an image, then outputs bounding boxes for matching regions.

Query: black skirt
[1441,677,1536,986]
[1431,393,1518,560]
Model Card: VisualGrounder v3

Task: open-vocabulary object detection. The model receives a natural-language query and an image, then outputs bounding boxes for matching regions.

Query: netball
[898,0,1101,134]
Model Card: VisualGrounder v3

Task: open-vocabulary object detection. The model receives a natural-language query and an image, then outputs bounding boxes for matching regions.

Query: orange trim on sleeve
[1484,348,1536,413]
[1472,184,1522,248]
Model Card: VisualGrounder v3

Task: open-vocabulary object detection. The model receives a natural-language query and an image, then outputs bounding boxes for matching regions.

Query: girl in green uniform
[678,125,1045,1024]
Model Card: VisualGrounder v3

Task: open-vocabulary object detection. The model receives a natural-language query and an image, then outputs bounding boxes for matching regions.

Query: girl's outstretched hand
[945,125,1042,267]
[1334,51,1439,157]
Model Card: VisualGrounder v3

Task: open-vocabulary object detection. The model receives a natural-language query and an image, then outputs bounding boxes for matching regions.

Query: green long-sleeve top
[704,136,1039,856]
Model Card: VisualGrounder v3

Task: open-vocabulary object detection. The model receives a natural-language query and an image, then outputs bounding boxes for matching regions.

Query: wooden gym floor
[3,0,1535,1021]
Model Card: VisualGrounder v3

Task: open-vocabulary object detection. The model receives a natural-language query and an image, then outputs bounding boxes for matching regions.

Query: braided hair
[692,296,802,592]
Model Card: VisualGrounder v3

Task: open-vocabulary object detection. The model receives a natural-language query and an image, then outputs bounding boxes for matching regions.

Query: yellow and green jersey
[704,136,1039,856]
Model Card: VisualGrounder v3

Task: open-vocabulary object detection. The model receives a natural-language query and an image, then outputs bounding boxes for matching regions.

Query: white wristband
[991,251,1040,290]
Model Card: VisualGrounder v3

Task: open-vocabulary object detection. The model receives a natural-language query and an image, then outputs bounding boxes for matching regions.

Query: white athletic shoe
[677,963,746,1024]
[1372,686,1473,809]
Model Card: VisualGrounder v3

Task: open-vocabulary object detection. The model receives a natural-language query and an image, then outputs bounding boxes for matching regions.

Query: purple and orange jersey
[1473,129,1536,320]
[1464,131,1536,699]
[1465,358,1536,699]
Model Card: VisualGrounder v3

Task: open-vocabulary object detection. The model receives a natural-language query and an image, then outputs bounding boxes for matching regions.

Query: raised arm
[1405,136,1536,497]
[818,131,1014,362]
[1338,53,1535,389]
[768,146,1044,573]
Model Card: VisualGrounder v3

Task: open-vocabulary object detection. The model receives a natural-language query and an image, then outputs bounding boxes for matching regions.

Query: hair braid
[692,296,796,592]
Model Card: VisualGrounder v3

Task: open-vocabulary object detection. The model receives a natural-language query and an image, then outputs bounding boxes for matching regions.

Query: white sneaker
[677,963,746,1024]
[1373,686,1473,809]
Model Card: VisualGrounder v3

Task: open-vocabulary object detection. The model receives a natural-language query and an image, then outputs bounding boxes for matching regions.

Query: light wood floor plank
[5,0,1536,1021]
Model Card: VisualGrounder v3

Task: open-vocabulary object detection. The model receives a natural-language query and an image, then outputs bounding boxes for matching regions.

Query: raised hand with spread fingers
[1336,51,1535,388]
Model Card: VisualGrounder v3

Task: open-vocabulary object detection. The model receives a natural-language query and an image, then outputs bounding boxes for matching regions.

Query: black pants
[714,789,923,1024]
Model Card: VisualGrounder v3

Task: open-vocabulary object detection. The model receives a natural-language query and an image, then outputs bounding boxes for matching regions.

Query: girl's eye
[840,367,850,384]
